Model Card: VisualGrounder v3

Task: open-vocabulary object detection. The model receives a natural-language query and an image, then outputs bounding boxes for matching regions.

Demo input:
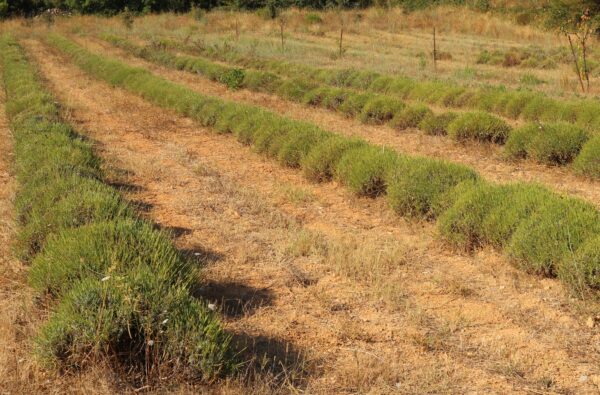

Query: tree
[0,0,8,18]
[547,0,600,93]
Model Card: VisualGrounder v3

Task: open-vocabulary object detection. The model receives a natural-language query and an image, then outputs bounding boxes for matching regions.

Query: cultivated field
[1,5,600,394]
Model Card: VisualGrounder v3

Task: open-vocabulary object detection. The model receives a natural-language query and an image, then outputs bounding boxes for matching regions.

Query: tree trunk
[433,27,437,73]
[568,34,586,93]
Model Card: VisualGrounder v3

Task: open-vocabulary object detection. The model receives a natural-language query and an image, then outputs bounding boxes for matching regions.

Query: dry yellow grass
[2,7,600,392]
[13,35,600,393]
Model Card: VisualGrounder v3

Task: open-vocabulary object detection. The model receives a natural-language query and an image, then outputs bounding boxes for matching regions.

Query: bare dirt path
[78,34,600,210]
[26,37,600,394]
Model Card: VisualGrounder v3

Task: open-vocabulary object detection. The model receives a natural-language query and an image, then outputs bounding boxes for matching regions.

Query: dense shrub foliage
[505,123,590,165]
[49,33,600,298]
[574,135,600,178]
[104,35,600,178]
[0,34,234,379]
[447,111,511,144]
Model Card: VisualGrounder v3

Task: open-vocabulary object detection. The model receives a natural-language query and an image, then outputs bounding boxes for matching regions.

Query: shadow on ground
[194,281,274,318]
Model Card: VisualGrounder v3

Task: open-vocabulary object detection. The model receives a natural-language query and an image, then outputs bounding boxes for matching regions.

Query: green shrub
[243,70,280,92]
[339,92,373,116]
[438,182,551,250]
[507,197,600,276]
[387,158,479,219]
[439,182,499,249]
[219,68,245,90]
[358,96,405,124]
[229,108,268,145]
[37,270,233,378]
[574,135,600,179]
[481,184,552,249]
[447,112,511,144]
[252,119,292,156]
[559,236,600,296]
[303,86,332,106]
[29,220,191,297]
[51,33,600,299]
[1,35,235,381]
[302,136,365,182]
[418,112,458,136]
[322,88,350,110]
[389,104,433,130]
[276,127,329,168]
[17,178,134,260]
[335,146,401,197]
[277,79,313,101]
[505,123,590,165]
[504,123,536,159]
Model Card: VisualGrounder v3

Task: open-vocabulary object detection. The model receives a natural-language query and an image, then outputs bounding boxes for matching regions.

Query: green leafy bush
[447,112,511,144]
[219,68,246,90]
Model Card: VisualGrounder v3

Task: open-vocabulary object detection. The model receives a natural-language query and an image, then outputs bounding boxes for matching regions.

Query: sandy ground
[14,36,600,394]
